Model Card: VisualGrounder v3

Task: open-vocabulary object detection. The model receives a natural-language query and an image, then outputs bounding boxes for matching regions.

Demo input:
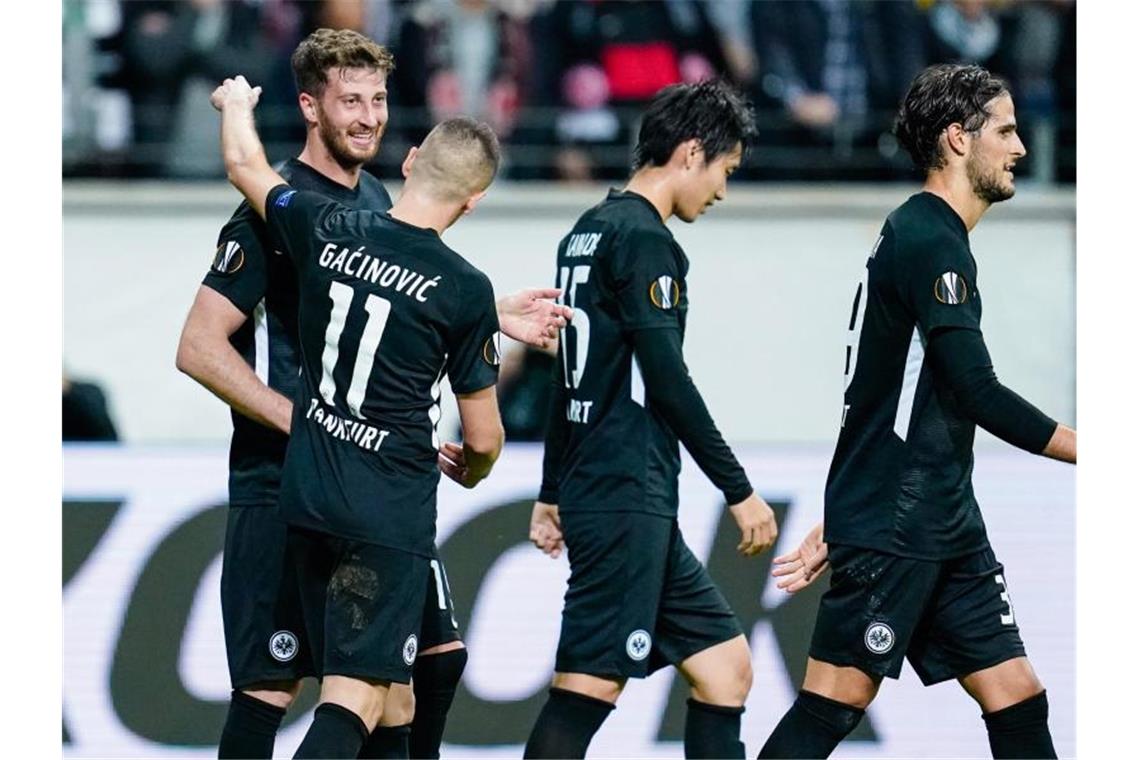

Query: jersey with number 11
[264,184,500,556]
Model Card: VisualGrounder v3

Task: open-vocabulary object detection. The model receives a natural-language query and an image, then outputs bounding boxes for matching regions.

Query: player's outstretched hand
[529,501,564,559]
[728,492,778,557]
[210,75,262,113]
[497,289,573,351]
[771,521,829,594]
[438,441,477,488]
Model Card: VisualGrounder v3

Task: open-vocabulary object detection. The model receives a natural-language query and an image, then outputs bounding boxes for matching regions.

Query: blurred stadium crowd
[62,0,1075,183]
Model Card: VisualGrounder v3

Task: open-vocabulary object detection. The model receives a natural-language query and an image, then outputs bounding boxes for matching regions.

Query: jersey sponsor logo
[268,630,299,662]
[864,622,895,654]
[212,241,245,274]
[933,271,969,305]
[648,276,680,310]
[482,331,502,366]
[402,634,419,665]
[626,629,651,661]
[274,189,298,208]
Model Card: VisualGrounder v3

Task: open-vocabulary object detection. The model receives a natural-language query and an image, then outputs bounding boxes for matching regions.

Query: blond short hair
[410,117,502,202]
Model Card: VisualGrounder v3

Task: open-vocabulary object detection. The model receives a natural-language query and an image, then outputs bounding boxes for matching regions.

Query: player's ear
[944,123,970,160]
[462,189,488,216]
[402,146,419,179]
[298,91,319,125]
[671,138,702,171]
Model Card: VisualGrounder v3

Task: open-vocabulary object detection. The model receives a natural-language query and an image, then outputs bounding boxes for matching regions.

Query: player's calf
[360,683,415,759]
[218,682,300,759]
[523,674,622,759]
[757,659,875,759]
[410,643,469,759]
[678,636,753,759]
[961,658,1055,759]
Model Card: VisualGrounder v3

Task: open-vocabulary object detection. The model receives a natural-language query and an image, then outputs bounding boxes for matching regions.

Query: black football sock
[218,689,287,759]
[409,647,468,759]
[523,687,615,759]
[294,702,369,759]
[684,698,745,759]
[982,690,1056,759]
[358,723,411,759]
[757,690,864,759]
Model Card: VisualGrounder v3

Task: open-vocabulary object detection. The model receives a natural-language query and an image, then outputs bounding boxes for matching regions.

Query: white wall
[63,182,1075,445]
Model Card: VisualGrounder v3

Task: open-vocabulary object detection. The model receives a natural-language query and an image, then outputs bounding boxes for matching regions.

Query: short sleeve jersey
[551,189,689,516]
[825,192,989,560]
[202,159,392,506]
[264,185,500,556]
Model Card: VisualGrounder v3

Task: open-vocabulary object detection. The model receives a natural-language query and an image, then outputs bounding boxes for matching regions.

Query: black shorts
[220,504,316,688]
[809,544,1026,686]
[555,511,743,679]
[421,550,462,651]
[286,526,430,684]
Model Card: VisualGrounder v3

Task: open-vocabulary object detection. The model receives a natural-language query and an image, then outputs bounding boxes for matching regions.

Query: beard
[966,150,1016,204]
[316,108,383,170]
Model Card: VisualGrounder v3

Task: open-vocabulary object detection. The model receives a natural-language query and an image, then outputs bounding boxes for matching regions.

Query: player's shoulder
[885,192,969,262]
[357,169,393,205]
[574,190,673,259]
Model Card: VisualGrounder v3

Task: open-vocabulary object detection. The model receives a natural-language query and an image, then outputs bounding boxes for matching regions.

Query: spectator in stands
[523,0,726,181]
[750,0,924,180]
[120,0,271,176]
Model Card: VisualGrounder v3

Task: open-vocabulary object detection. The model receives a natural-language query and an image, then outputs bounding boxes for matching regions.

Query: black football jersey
[265,185,500,555]
[202,159,392,506]
[825,192,990,559]
[551,190,690,516]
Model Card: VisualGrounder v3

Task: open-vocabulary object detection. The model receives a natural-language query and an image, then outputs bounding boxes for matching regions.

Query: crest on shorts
[269,630,298,662]
[933,271,969,305]
[648,276,680,310]
[402,634,419,665]
[626,629,651,661]
[482,331,502,366]
[212,240,245,274]
[864,622,895,655]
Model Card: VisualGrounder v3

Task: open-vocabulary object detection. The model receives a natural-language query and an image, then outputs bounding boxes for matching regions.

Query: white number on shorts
[995,574,1016,626]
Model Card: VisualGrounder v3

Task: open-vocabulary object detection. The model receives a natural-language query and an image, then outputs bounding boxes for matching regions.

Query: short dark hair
[894,63,1009,173]
[291,28,395,98]
[414,117,502,201]
[632,80,757,170]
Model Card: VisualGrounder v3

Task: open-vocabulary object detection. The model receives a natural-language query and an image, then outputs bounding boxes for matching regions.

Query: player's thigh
[807,544,941,694]
[908,547,1031,692]
[654,530,748,703]
[959,657,1044,713]
[551,672,626,704]
[380,682,416,726]
[320,539,431,685]
[419,546,463,653]
[554,511,672,681]
[221,506,316,690]
[801,658,881,710]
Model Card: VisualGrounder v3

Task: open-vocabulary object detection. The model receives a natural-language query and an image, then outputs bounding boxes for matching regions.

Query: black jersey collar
[918,191,970,240]
[285,158,366,202]
[607,188,665,222]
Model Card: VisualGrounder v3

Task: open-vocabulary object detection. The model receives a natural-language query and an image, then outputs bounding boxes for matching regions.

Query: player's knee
[380,684,416,726]
[688,641,753,706]
[551,672,623,704]
[241,680,302,710]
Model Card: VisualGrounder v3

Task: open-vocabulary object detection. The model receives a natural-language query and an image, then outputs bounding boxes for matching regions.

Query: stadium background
[62,1,1076,757]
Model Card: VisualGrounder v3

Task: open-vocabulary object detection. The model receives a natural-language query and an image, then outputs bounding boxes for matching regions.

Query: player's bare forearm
[176,288,293,434]
[1041,423,1076,464]
[454,385,505,487]
[211,75,285,219]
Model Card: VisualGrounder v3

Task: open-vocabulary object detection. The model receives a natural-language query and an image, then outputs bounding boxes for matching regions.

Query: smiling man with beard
[757,64,1077,760]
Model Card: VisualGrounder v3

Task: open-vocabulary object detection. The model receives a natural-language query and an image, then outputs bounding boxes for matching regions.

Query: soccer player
[177,29,568,759]
[211,72,508,758]
[524,81,778,760]
[757,63,1077,760]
